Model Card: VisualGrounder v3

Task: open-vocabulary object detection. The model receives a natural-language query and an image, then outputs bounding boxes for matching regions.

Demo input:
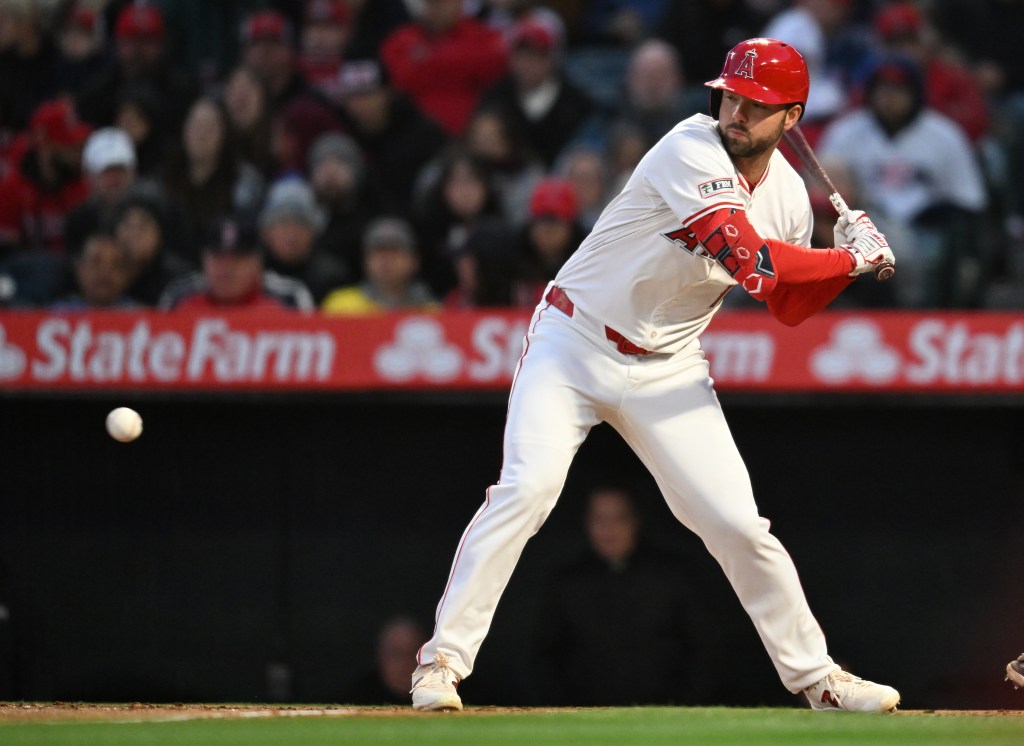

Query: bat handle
[830,194,895,281]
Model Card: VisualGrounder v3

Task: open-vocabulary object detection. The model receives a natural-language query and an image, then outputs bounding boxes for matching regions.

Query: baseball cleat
[804,669,900,712]
[1006,654,1024,689]
[411,652,463,711]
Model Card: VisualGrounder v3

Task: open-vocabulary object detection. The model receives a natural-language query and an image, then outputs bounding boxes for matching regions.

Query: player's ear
[783,104,803,130]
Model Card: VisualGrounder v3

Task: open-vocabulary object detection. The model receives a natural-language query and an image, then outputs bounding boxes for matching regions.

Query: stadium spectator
[0,0,57,133]
[240,9,309,114]
[534,485,698,705]
[53,2,109,97]
[864,1,990,144]
[64,127,138,255]
[297,0,354,102]
[50,230,138,311]
[442,217,519,309]
[464,105,546,226]
[159,216,314,311]
[345,616,428,705]
[75,3,196,135]
[321,216,437,314]
[307,132,388,285]
[0,97,91,256]
[332,59,449,215]
[379,0,507,136]
[818,55,989,307]
[555,143,612,232]
[222,65,276,179]
[259,178,349,303]
[513,176,585,305]
[413,147,505,297]
[603,39,702,151]
[111,186,191,306]
[113,85,167,179]
[161,96,265,264]
[476,18,595,168]
[269,94,343,180]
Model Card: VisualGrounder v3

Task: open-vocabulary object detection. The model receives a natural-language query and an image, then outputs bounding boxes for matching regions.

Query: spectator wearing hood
[259,178,350,303]
[818,56,988,307]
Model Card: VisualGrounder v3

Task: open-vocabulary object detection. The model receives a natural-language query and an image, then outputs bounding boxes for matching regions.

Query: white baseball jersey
[418,112,843,701]
[817,108,987,222]
[556,114,813,354]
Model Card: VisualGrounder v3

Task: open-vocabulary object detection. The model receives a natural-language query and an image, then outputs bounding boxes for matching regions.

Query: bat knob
[875,263,895,281]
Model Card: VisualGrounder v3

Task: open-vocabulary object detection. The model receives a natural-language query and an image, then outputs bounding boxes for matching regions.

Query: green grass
[2,707,1023,746]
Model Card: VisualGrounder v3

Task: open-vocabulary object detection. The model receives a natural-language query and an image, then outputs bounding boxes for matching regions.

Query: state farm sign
[0,309,1022,393]
[28,318,335,383]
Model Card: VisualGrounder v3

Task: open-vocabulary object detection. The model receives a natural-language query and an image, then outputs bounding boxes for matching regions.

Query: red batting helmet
[705,38,809,116]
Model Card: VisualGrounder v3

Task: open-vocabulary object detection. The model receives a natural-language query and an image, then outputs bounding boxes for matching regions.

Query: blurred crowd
[0,0,1022,313]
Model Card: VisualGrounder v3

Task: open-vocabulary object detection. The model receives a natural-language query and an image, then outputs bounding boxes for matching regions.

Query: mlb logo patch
[698,178,735,199]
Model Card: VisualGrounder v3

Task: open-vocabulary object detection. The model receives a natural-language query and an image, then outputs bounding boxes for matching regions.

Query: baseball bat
[784,126,895,281]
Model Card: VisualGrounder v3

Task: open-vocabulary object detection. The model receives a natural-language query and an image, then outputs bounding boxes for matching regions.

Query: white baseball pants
[418,295,838,693]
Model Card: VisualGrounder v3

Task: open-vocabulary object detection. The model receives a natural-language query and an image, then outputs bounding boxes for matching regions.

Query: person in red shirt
[158,217,314,311]
[379,0,507,136]
[0,97,91,256]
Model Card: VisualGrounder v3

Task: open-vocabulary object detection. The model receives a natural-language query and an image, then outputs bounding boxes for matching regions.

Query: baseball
[105,407,143,443]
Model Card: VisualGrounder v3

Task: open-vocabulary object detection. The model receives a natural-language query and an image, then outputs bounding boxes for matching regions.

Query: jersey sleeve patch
[697,177,736,199]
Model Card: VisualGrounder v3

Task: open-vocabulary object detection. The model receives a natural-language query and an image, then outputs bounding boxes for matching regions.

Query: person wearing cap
[380,0,507,137]
[513,176,586,305]
[818,55,987,307]
[63,127,143,257]
[259,177,349,303]
[333,58,448,215]
[0,0,57,132]
[321,216,438,314]
[241,9,309,113]
[476,18,595,168]
[54,2,107,95]
[298,0,353,97]
[159,216,314,311]
[0,97,91,257]
[75,3,197,134]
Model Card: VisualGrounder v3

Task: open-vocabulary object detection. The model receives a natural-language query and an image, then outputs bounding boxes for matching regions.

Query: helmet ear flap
[708,89,723,118]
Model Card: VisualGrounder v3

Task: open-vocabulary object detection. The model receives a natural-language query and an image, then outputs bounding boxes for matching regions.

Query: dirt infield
[1,702,1021,724]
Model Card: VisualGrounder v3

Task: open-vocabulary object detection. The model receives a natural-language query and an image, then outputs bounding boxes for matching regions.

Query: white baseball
[106,407,143,443]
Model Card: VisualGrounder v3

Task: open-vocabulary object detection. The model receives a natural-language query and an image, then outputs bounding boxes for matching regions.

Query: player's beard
[718,119,786,159]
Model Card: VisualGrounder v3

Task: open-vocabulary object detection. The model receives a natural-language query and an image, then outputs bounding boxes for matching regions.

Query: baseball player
[412,38,899,712]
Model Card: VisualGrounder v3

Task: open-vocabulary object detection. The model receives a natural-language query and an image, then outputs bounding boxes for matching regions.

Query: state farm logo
[0,324,26,379]
[811,319,901,383]
[25,318,335,383]
[374,317,463,382]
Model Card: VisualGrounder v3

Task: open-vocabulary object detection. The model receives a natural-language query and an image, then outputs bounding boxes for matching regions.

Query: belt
[545,286,654,356]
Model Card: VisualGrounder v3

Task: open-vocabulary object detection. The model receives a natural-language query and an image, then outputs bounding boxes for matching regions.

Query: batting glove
[833,209,874,247]
[841,230,895,276]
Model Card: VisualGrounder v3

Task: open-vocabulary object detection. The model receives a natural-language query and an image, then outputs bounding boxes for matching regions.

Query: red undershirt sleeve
[686,209,856,325]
